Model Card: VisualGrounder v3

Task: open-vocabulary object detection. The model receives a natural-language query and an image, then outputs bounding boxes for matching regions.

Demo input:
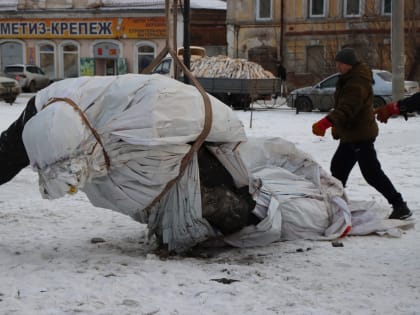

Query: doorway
[93,41,120,76]
[95,59,117,75]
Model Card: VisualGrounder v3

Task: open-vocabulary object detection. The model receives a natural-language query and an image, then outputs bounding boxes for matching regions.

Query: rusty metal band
[42,97,111,171]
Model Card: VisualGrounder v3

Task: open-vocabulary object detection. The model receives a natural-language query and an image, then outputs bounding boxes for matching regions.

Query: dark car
[4,64,51,92]
[287,69,419,112]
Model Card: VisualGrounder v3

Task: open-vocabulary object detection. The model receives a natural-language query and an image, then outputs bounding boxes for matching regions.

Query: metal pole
[183,0,191,84]
[391,0,405,101]
[173,0,178,79]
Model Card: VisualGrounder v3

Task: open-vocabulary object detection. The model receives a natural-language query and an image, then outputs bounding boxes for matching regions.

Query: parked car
[287,69,419,112]
[0,72,21,105]
[152,46,207,78]
[3,64,51,92]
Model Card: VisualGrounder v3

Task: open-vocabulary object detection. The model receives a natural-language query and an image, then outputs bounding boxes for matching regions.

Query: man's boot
[389,202,412,220]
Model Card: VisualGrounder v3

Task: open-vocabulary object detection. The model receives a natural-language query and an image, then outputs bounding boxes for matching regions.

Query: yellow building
[227,0,420,88]
[0,0,227,80]
[0,1,169,79]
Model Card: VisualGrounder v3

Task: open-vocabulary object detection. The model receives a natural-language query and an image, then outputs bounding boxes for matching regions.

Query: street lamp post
[391,0,405,101]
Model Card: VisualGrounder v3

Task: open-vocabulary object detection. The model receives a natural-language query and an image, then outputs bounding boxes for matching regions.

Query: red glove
[374,102,400,123]
[312,117,332,136]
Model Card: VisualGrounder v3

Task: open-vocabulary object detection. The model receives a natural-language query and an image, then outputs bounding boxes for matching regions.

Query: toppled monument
[16,74,411,253]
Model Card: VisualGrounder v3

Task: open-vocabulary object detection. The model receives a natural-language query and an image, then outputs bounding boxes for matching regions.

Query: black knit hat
[335,47,358,65]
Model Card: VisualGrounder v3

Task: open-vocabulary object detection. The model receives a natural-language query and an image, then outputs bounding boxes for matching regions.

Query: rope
[42,97,110,171]
[142,0,213,214]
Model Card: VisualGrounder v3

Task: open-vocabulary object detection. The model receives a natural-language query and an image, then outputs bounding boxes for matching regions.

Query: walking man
[311,47,412,220]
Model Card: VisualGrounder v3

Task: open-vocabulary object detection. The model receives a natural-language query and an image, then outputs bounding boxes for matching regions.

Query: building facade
[0,0,227,80]
[227,0,420,88]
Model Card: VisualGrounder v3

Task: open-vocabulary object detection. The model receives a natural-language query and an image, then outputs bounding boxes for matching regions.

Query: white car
[287,69,419,112]
[4,64,51,92]
[152,46,207,78]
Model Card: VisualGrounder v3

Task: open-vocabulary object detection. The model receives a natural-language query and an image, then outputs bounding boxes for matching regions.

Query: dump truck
[152,47,282,109]
[188,76,282,109]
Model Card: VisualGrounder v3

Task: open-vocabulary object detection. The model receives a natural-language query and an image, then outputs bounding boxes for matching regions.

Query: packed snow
[0,94,419,315]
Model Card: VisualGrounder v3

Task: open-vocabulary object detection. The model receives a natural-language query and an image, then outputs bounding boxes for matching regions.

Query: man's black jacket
[398,92,420,114]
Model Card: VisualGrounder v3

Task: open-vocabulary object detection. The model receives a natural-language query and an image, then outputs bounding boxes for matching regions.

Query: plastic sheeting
[211,138,413,247]
[22,74,413,252]
[207,138,350,247]
[23,74,246,251]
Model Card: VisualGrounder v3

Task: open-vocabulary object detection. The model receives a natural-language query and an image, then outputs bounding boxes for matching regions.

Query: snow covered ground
[0,94,419,315]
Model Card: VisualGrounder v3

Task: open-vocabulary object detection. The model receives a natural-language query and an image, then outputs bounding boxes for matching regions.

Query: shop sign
[0,17,166,39]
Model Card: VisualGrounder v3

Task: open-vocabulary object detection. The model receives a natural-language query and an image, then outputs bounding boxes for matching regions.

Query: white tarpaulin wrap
[206,138,351,247]
[208,138,412,247]
[23,74,245,251]
[21,74,412,252]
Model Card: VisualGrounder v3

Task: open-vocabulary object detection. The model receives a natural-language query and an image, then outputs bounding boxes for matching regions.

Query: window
[320,75,339,88]
[137,44,155,73]
[27,65,45,75]
[382,0,391,15]
[153,59,172,75]
[0,41,23,66]
[38,43,55,80]
[94,42,120,58]
[61,42,79,78]
[306,45,324,73]
[4,66,23,73]
[257,0,272,20]
[376,71,392,82]
[309,0,326,17]
[344,0,361,17]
